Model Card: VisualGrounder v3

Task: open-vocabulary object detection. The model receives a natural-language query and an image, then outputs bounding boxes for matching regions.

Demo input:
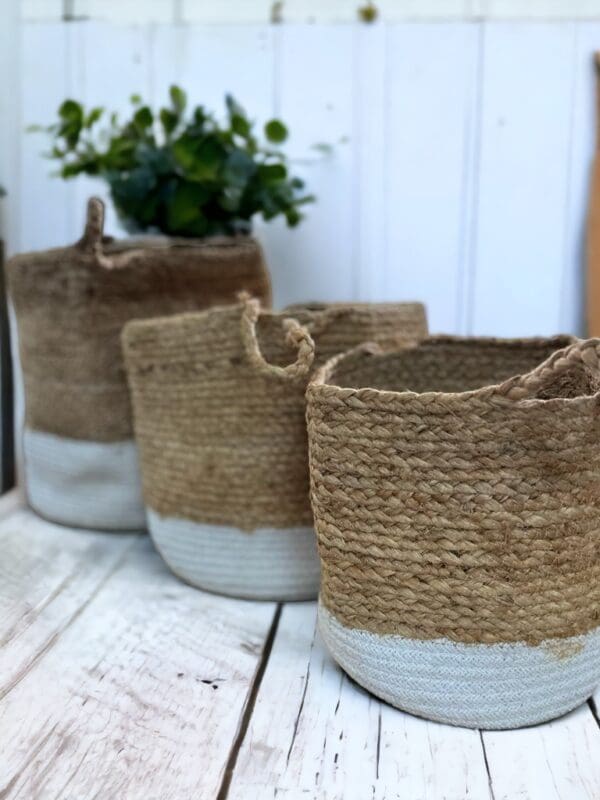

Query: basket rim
[308,333,600,407]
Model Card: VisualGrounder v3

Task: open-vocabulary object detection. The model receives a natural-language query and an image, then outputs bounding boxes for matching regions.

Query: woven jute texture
[6,197,272,442]
[306,335,600,646]
[122,295,427,531]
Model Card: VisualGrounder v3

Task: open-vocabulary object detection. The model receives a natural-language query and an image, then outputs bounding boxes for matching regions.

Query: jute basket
[7,198,271,530]
[306,335,600,729]
[122,294,427,600]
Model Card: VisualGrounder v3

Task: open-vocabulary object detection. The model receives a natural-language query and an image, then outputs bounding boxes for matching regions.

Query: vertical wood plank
[471,22,575,336]
[384,22,479,333]
[158,23,275,117]
[352,23,387,301]
[21,23,76,251]
[70,21,153,238]
[259,24,355,309]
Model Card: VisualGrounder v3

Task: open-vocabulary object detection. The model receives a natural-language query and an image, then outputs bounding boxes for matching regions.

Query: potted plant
[37,85,313,237]
[7,89,312,532]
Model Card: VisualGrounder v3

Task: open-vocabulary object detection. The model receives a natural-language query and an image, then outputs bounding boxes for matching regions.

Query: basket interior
[330,337,593,397]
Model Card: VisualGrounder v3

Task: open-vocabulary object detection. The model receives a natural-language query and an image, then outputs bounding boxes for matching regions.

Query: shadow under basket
[122,295,427,600]
[306,335,600,729]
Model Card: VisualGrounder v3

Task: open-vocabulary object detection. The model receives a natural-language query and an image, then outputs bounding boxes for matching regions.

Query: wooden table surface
[1,489,599,800]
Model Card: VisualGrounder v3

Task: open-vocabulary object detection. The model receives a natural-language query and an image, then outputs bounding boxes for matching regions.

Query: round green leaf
[264,119,288,144]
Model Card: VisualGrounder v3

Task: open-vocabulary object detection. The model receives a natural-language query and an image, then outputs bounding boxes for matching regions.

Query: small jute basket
[306,335,600,729]
[122,294,427,600]
[7,198,271,531]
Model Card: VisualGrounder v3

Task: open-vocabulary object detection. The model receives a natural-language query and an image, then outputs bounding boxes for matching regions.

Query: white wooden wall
[14,18,600,335]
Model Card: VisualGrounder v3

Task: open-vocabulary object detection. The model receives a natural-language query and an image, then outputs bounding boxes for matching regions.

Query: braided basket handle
[77,197,115,268]
[493,338,600,400]
[239,293,315,380]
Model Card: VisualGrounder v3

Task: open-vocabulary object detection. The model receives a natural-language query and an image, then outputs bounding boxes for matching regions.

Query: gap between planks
[217,603,283,800]
[225,603,600,800]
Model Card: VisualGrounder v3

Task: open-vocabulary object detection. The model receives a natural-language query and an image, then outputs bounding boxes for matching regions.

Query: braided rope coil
[122,297,427,533]
[7,197,272,443]
[306,335,600,647]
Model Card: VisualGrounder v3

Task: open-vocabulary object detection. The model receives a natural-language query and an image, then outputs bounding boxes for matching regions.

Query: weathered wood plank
[0,520,277,799]
[0,508,139,701]
[260,24,355,308]
[482,702,600,800]
[384,22,479,334]
[471,22,575,337]
[227,603,492,800]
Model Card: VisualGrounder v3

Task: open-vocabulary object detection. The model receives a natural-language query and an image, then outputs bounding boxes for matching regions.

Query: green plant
[34,87,315,237]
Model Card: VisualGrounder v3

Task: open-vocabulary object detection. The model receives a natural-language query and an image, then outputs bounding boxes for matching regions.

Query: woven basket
[7,198,271,530]
[306,335,600,729]
[122,294,427,600]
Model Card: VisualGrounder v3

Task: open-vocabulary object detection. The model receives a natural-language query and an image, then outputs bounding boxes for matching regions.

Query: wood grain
[0,506,598,797]
[0,506,138,703]
[483,703,600,799]
[0,519,276,799]
[227,603,493,800]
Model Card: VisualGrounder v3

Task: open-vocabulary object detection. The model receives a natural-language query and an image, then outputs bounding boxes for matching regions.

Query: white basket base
[319,603,600,730]
[148,510,319,601]
[23,428,146,531]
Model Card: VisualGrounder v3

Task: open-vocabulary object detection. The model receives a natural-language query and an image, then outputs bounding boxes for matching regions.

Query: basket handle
[493,338,600,400]
[77,197,115,268]
[239,293,315,379]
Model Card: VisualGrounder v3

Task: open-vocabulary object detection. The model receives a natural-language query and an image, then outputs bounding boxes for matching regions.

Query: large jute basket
[122,295,427,600]
[7,198,271,530]
[306,335,600,729]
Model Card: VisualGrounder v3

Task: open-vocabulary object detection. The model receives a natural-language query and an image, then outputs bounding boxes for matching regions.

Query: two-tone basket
[7,198,271,530]
[306,335,600,729]
[122,295,427,600]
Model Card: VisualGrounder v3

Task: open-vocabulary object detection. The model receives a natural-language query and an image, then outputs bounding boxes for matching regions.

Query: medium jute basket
[122,294,427,600]
[306,335,600,729]
[7,198,271,531]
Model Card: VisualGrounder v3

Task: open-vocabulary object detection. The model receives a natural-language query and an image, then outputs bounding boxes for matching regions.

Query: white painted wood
[228,603,492,799]
[0,508,139,701]
[22,0,63,22]
[75,0,175,22]
[20,22,77,251]
[0,513,276,799]
[384,23,479,333]
[483,703,600,799]
[471,22,576,336]
[0,508,598,797]
[259,24,355,308]
[23,1,600,23]
[481,0,600,19]
[353,23,387,301]
[17,19,600,332]
[153,24,274,119]
[70,21,154,238]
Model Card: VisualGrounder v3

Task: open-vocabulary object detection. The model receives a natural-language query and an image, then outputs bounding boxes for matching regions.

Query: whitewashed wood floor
[1,489,599,800]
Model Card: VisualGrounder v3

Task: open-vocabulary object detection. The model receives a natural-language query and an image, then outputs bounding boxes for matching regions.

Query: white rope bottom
[318,603,600,730]
[23,428,146,531]
[148,510,319,601]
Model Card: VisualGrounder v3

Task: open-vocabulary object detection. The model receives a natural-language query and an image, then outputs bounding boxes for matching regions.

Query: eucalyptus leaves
[35,86,314,237]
